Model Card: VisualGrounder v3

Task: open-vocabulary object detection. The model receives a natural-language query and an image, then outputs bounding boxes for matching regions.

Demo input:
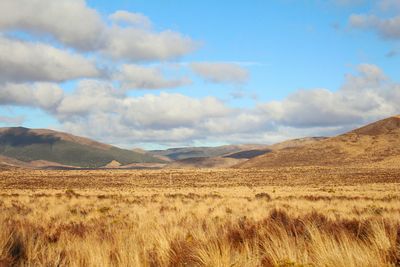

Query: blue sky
[0,0,399,149]
[86,0,397,94]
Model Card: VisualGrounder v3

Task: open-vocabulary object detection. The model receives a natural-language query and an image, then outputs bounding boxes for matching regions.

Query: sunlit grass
[0,168,399,266]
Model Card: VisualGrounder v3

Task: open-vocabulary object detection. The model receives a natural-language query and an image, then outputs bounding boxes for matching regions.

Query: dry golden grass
[0,167,400,266]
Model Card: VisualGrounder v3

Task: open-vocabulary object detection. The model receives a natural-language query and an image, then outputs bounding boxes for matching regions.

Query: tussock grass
[0,168,399,266]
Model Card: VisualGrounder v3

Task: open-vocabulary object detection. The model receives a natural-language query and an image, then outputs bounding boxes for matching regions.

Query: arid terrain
[0,167,399,266]
[1,0,399,266]
[1,117,400,266]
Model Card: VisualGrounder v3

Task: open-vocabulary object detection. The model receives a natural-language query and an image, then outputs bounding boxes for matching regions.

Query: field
[0,167,400,266]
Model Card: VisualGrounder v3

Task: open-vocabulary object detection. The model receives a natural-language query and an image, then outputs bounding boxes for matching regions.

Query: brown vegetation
[0,167,399,266]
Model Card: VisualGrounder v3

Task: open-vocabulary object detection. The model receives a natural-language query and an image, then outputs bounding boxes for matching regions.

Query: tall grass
[0,209,399,266]
[0,168,399,266]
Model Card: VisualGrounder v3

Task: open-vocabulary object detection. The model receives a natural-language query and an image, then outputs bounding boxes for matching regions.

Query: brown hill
[0,127,111,150]
[0,127,164,168]
[162,137,326,169]
[166,157,246,169]
[351,115,400,136]
[238,116,400,168]
[149,144,268,161]
[269,137,327,150]
[223,149,271,159]
[0,155,32,169]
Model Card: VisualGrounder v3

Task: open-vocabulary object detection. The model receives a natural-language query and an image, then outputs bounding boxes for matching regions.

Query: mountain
[0,127,164,168]
[162,138,327,168]
[0,155,32,169]
[166,156,247,169]
[238,116,400,168]
[223,149,272,159]
[268,137,327,150]
[149,144,269,161]
[221,137,327,160]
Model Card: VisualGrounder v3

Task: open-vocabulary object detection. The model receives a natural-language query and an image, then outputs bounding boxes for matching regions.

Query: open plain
[0,167,399,267]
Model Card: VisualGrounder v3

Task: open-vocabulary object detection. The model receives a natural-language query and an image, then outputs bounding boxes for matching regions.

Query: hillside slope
[166,157,247,169]
[150,144,268,161]
[239,116,400,168]
[163,137,327,169]
[0,127,164,168]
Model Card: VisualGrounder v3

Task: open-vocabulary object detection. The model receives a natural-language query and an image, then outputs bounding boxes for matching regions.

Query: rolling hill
[238,116,400,168]
[149,144,269,161]
[162,138,327,168]
[165,157,247,169]
[0,127,164,168]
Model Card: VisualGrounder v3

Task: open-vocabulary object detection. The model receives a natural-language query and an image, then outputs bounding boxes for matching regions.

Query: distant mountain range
[148,144,270,161]
[157,138,326,168]
[1,116,399,169]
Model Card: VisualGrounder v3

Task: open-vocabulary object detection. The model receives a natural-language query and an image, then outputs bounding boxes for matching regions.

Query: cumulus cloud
[0,37,100,83]
[0,83,63,110]
[103,26,197,62]
[52,81,234,145]
[257,64,399,128]
[350,14,400,39]
[109,11,151,28]
[0,0,197,62]
[121,93,230,128]
[0,0,104,50]
[190,62,249,84]
[55,80,229,128]
[115,64,191,90]
[56,80,124,118]
[379,0,400,11]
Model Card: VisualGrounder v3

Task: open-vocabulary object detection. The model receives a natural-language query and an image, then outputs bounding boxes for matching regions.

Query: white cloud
[103,26,197,62]
[109,11,151,28]
[0,0,104,50]
[55,80,230,128]
[350,14,400,39]
[0,0,197,62]
[0,83,63,110]
[56,80,124,117]
[53,81,234,145]
[121,93,230,128]
[379,0,400,11]
[257,64,399,128]
[0,37,100,83]
[115,64,191,90]
[190,62,249,84]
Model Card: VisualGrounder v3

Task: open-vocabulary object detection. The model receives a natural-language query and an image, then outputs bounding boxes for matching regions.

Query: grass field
[0,167,399,266]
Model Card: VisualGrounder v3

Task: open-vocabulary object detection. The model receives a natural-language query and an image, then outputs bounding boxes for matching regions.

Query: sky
[0,0,400,149]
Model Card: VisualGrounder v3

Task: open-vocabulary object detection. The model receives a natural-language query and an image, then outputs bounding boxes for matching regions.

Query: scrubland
[0,167,399,266]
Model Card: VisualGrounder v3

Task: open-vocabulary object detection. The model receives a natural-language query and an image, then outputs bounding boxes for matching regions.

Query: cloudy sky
[0,0,399,149]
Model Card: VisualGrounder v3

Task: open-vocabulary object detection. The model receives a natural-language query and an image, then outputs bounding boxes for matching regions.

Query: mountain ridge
[238,116,400,168]
[0,127,164,168]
